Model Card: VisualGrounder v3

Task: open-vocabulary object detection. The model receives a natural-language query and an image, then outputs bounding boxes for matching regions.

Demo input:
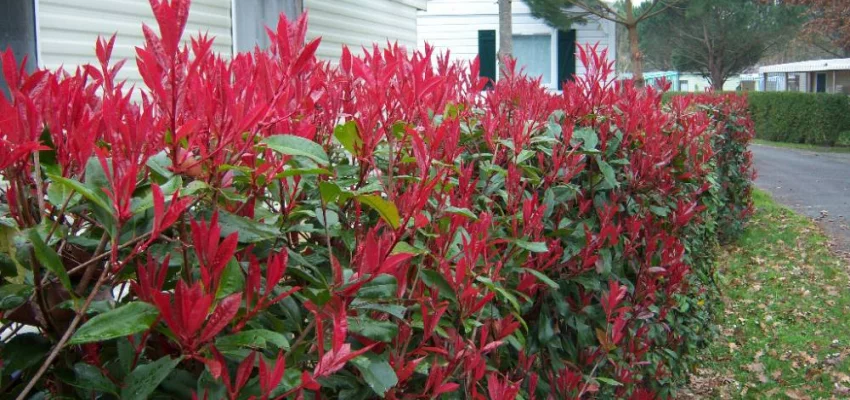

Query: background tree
[499,0,513,73]
[639,0,803,90]
[526,0,680,87]
[778,0,850,56]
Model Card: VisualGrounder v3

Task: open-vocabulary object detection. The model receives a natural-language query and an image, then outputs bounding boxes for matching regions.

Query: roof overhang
[397,0,427,10]
[759,58,850,74]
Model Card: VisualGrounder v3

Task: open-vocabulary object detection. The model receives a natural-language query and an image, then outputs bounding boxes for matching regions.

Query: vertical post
[0,0,38,96]
[498,0,512,76]
[833,70,837,93]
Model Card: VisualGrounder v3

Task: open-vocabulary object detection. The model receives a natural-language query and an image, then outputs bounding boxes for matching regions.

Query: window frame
[507,26,558,90]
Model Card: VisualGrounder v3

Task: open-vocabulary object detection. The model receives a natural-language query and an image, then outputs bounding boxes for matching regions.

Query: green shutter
[557,30,577,90]
[478,30,496,88]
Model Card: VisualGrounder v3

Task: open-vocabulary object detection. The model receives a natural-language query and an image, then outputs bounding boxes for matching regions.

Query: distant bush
[667,91,850,146]
[748,92,850,145]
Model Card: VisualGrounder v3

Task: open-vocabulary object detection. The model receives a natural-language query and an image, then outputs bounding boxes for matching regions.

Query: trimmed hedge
[664,91,850,146]
[0,2,755,398]
[748,92,850,145]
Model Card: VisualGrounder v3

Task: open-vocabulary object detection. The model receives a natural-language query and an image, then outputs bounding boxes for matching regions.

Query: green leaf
[419,269,457,302]
[391,242,427,255]
[215,329,290,352]
[596,377,623,386]
[117,337,135,375]
[319,181,343,203]
[515,240,549,253]
[334,121,362,155]
[216,211,279,243]
[572,128,599,150]
[263,134,330,166]
[522,268,560,289]
[183,180,211,196]
[596,158,618,188]
[28,229,74,295]
[121,356,182,400]
[444,206,477,220]
[650,205,669,217]
[357,274,398,299]
[47,180,80,208]
[69,302,159,345]
[47,174,112,217]
[0,222,25,283]
[356,195,400,229]
[351,301,407,319]
[71,363,119,395]
[351,355,399,397]
[215,259,245,300]
[132,176,183,215]
[1,333,51,372]
[147,150,174,180]
[278,167,331,178]
[348,317,398,342]
[316,208,340,228]
[0,283,32,310]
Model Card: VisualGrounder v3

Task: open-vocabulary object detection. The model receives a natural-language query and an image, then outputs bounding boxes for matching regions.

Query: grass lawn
[684,189,850,399]
[753,139,850,154]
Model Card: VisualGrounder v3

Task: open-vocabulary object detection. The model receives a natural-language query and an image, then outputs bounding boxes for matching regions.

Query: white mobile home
[1,0,426,89]
[759,58,850,94]
[640,71,744,92]
[417,0,617,90]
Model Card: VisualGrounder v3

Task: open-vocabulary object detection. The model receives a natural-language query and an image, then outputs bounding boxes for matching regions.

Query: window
[234,0,302,52]
[679,80,689,92]
[512,35,552,85]
[787,75,800,92]
[478,30,575,90]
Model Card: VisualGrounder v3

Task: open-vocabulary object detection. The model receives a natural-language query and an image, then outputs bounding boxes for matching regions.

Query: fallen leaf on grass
[799,351,819,365]
[785,389,811,399]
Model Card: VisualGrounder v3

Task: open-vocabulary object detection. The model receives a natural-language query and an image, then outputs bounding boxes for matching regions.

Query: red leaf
[199,293,242,343]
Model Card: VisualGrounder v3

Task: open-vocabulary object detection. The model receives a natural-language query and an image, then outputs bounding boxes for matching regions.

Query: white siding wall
[304,0,426,61]
[417,0,616,78]
[37,0,233,86]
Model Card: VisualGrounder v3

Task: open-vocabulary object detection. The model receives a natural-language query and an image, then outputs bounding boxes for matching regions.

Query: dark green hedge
[748,92,850,145]
[664,91,850,146]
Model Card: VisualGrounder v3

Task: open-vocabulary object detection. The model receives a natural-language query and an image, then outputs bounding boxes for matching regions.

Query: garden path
[752,144,850,254]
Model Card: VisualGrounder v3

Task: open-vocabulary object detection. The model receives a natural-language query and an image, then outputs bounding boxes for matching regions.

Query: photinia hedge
[0,1,754,399]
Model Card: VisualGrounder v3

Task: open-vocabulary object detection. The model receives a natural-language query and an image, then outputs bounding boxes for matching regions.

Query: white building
[1,0,426,89]
[417,0,617,90]
[638,71,744,92]
[759,58,850,94]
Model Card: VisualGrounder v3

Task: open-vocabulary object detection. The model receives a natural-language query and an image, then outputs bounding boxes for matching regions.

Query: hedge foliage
[748,92,850,145]
[665,91,850,146]
[0,2,754,399]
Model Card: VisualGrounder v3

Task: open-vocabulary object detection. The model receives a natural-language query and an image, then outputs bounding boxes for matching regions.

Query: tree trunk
[709,67,726,91]
[498,0,512,76]
[624,0,644,88]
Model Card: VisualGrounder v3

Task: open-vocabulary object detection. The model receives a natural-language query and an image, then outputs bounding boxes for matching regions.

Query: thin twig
[33,152,46,223]
[15,264,112,400]
[75,231,110,296]
[45,190,76,243]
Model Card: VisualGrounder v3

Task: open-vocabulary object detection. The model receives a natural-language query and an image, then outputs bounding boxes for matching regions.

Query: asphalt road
[752,144,850,252]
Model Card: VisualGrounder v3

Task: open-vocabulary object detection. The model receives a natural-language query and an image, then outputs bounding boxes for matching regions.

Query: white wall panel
[304,0,423,61]
[38,0,232,86]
